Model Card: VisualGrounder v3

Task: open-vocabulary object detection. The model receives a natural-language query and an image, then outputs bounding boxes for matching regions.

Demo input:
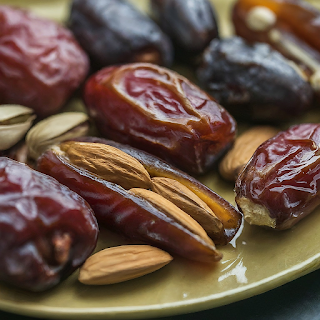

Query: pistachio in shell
[0,105,36,151]
[26,112,89,159]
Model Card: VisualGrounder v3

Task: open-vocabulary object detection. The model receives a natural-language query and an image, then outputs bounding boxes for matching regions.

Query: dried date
[69,0,173,67]
[150,0,219,60]
[232,0,320,100]
[0,6,89,117]
[235,123,320,229]
[84,63,236,174]
[197,37,313,122]
[0,158,98,291]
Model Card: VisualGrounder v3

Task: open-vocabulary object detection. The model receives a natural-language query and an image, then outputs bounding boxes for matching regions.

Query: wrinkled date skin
[37,145,222,263]
[232,0,320,99]
[197,37,313,122]
[150,0,219,59]
[84,63,236,174]
[0,158,98,292]
[235,123,320,230]
[69,0,173,68]
[0,6,89,118]
[74,136,243,245]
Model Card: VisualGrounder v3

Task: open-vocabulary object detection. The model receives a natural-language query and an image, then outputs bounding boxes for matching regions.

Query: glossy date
[0,6,89,117]
[150,0,219,59]
[235,123,320,230]
[0,158,98,291]
[197,37,313,121]
[69,0,173,67]
[84,63,236,174]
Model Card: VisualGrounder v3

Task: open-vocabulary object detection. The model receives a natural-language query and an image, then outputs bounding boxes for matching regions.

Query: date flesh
[0,6,89,117]
[232,0,320,99]
[197,37,313,122]
[69,0,173,68]
[74,136,242,245]
[84,63,236,174]
[235,123,320,229]
[0,158,98,291]
[37,145,222,263]
[150,0,219,59]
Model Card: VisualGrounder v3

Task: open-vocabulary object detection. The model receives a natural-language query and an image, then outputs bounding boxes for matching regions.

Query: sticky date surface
[235,124,320,229]
[0,6,89,117]
[84,63,236,174]
[0,158,98,291]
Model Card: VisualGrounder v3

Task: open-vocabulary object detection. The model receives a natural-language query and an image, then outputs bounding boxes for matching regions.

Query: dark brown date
[232,0,320,100]
[0,158,98,291]
[84,63,236,174]
[150,0,219,59]
[197,37,313,122]
[69,0,173,67]
[235,123,320,230]
[37,143,222,263]
[74,136,243,245]
[0,6,89,117]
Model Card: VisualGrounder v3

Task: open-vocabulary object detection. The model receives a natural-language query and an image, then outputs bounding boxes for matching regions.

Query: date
[232,0,320,99]
[0,158,98,291]
[74,136,242,245]
[235,123,320,230]
[69,0,173,67]
[197,37,313,121]
[84,63,236,174]
[150,0,219,59]
[37,141,223,263]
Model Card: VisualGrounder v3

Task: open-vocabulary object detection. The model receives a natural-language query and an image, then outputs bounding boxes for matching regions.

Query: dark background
[1,267,320,320]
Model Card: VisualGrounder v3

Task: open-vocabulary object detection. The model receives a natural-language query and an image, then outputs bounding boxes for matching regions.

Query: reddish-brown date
[0,158,98,292]
[235,123,320,230]
[84,63,236,174]
[232,0,320,99]
[0,6,89,117]
[37,142,223,263]
[74,136,243,245]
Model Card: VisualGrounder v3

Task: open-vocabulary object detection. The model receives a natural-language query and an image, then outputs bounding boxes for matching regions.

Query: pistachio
[26,112,89,159]
[0,105,35,151]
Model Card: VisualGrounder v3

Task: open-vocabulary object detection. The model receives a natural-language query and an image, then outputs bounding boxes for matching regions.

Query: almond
[78,245,173,285]
[151,177,224,239]
[59,141,152,190]
[219,126,278,181]
[129,188,214,246]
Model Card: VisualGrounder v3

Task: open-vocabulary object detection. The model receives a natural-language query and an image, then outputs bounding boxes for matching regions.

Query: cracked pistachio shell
[26,112,89,159]
[0,105,36,151]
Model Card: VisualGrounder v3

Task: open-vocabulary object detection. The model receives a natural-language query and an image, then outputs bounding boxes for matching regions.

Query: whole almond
[151,177,224,239]
[78,245,173,285]
[129,188,213,246]
[219,126,279,181]
[59,141,152,190]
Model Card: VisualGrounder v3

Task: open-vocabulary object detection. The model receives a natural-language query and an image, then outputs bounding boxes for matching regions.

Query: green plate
[1,0,320,319]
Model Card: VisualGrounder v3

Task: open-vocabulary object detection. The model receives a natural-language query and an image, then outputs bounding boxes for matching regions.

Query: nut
[129,188,214,246]
[78,245,173,285]
[59,141,152,190]
[246,6,276,32]
[219,126,278,181]
[26,112,89,159]
[0,105,36,151]
[151,177,224,239]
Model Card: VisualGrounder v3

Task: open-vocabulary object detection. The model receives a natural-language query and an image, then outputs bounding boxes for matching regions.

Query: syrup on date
[0,6,89,117]
[235,123,320,230]
[150,0,219,60]
[69,0,173,68]
[84,63,236,174]
[197,37,313,122]
[0,158,98,292]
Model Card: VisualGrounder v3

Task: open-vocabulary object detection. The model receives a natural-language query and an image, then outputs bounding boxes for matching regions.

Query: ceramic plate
[1,0,320,319]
